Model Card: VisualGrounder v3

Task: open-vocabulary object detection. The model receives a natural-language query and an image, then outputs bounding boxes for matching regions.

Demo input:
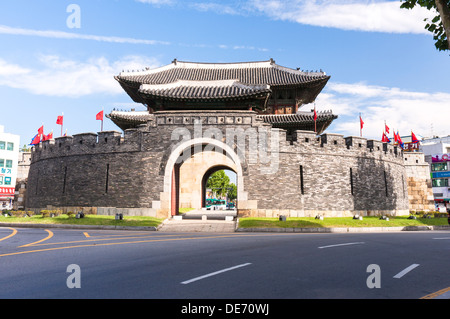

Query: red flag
[393,131,398,142]
[56,115,63,125]
[29,134,40,145]
[397,131,404,148]
[96,110,104,120]
[382,132,387,142]
[385,123,389,134]
[38,125,44,135]
[313,107,317,133]
[411,131,419,144]
[42,132,53,141]
[360,116,364,129]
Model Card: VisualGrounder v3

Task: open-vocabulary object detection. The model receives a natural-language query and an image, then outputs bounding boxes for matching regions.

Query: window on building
[6,142,13,151]
[0,159,3,167]
[5,159,12,168]
[0,141,4,150]
[431,162,448,171]
[432,178,449,187]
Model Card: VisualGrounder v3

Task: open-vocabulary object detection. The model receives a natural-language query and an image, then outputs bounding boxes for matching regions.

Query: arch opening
[162,138,245,217]
[202,167,237,210]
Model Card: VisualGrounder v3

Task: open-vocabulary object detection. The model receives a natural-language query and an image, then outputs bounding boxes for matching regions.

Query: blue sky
[1,0,449,147]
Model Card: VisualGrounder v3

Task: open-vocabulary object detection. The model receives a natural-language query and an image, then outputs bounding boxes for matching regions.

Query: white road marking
[318,242,365,249]
[393,264,420,279]
[181,263,252,284]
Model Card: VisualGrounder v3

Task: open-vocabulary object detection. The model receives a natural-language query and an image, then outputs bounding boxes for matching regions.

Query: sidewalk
[158,218,236,232]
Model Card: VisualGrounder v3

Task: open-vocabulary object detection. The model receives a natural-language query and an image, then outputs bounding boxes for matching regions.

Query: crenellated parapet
[31,110,404,167]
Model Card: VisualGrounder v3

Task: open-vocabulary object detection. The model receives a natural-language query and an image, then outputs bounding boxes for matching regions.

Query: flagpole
[359,113,362,137]
[314,103,317,133]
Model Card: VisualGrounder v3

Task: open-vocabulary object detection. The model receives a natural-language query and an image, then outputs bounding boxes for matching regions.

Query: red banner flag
[56,115,63,125]
[96,110,104,120]
[397,131,404,149]
[411,131,419,144]
[42,132,53,141]
[29,134,40,145]
[313,106,317,133]
[385,123,389,134]
[360,116,364,129]
[37,125,44,135]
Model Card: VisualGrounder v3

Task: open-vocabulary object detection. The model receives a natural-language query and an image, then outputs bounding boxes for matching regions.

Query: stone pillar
[404,153,435,212]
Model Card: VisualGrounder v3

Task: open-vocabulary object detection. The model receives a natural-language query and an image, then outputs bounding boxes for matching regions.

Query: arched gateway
[162,137,245,216]
[26,59,425,218]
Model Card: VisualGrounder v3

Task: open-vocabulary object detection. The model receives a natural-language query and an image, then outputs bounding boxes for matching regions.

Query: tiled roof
[258,110,336,125]
[257,110,337,134]
[116,59,329,87]
[106,110,153,130]
[138,80,271,101]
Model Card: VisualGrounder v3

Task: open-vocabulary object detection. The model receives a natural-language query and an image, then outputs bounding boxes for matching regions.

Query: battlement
[32,121,403,165]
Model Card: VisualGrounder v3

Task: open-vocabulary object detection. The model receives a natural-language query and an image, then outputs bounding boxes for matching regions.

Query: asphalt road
[1,226,449,302]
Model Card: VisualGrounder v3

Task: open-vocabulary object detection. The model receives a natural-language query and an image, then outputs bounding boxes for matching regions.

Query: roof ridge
[118,58,327,77]
[140,79,270,91]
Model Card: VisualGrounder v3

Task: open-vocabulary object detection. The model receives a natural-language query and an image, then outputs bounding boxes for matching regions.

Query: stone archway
[201,165,236,209]
[160,138,247,217]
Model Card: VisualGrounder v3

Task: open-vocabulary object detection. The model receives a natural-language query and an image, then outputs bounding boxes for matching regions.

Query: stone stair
[158,209,237,232]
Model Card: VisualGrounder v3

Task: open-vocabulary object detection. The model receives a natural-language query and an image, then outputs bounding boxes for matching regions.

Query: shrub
[40,210,50,218]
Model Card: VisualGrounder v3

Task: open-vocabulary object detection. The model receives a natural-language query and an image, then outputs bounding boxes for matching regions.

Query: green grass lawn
[238,216,450,229]
[0,214,164,228]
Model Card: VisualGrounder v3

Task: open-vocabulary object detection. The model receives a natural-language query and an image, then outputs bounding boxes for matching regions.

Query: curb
[0,222,157,231]
[236,225,450,233]
[1,222,449,233]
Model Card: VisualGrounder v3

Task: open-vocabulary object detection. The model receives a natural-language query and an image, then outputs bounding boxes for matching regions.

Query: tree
[206,170,230,198]
[400,0,450,51]
[227,183,237,202]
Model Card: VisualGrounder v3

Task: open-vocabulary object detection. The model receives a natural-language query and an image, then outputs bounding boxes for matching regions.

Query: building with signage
[421,135,450,212]
[0,125,20,210]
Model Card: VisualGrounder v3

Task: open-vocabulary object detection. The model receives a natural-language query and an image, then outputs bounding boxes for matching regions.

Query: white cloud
[249,0,435,34]
[136,0,175,5]
[0,55,161,97]
[133,0,436,34]
[189,2,241,15]
[315,81,450,139]
[0,24,170,45]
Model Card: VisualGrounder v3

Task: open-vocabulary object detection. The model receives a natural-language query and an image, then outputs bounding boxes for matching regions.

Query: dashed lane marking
[393,264,420,279]
[181,263,252,284]
[318,242,365,249]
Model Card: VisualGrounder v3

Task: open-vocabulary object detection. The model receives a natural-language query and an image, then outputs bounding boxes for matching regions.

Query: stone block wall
[27,110,412,218]
[403,152,435,212]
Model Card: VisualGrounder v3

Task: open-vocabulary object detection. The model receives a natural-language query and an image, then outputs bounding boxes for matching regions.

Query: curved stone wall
[26,110,410,218]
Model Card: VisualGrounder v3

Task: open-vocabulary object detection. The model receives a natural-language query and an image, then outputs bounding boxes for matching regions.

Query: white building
[420,135,450,212]
[0,125,20,210]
